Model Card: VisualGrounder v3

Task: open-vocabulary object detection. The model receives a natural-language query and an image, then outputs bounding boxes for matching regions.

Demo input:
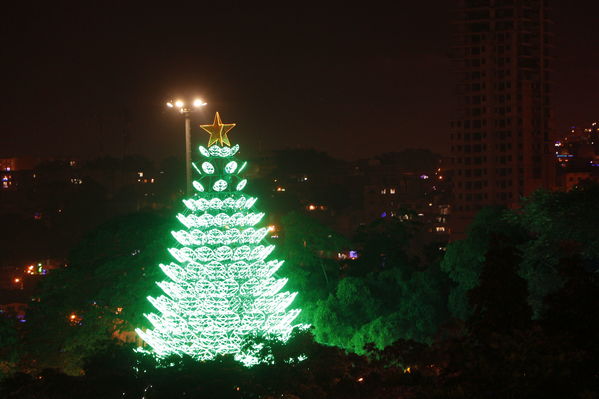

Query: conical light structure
[136,120,300,362]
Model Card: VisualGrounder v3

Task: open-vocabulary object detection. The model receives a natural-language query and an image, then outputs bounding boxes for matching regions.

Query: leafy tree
[0,316,19,378]
[443,185,599,321]
[312,264,448,353]
[441,206,525,320]
[468,244,532,334]
[309,217,449,353]
[278,212,348,297]
[513,185,599,316]
[351,217,416,277]
[540,256,599,378]
[23,212,173,373]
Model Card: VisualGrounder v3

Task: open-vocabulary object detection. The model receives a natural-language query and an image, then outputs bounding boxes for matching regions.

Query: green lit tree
[136,112,301,362]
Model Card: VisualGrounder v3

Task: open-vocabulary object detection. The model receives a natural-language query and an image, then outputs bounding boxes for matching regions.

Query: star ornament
[200,112,236,147]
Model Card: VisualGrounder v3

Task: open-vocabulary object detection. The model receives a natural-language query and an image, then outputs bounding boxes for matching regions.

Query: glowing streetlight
[166,98,208,194]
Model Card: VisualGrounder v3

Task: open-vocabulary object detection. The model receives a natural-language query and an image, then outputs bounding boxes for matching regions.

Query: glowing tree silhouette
[136,112,300,362]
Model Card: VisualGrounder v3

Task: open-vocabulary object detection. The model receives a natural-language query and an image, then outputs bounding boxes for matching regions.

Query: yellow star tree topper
[200,112,236,146]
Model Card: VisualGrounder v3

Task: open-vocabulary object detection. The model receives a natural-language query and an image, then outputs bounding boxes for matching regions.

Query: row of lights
[166,99,207,113]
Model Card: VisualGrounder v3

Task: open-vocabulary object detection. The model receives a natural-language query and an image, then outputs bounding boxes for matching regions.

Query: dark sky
[1,1,598,160]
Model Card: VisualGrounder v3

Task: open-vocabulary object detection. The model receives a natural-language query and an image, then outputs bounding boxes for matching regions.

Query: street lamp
[166,98,208,195]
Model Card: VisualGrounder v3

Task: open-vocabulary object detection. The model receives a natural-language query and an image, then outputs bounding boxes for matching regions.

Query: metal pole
[185,114,192,195]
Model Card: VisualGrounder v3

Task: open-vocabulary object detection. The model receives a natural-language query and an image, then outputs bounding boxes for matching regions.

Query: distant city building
[449,0,555,237]
[554,122,599,189]
[357,158,450,237]
[245,149,450,239]
[0,157,39,190]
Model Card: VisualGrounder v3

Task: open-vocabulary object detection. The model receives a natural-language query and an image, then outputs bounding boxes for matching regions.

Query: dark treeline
[1,157,598,397]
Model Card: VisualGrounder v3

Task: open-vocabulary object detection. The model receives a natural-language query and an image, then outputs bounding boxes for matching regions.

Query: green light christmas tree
[136,112,301,363]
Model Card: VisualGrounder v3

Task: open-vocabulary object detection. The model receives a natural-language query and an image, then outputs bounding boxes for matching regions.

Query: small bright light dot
[166,102,174,108]
[175,100,184,108]
[193,99,207,107]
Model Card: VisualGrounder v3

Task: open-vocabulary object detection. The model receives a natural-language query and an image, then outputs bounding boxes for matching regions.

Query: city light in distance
[68,313,81,325]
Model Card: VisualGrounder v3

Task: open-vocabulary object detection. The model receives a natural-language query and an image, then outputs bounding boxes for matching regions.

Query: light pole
[166,98,207,195]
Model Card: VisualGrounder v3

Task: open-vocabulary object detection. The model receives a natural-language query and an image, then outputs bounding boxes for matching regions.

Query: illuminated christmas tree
[136,112,301,362]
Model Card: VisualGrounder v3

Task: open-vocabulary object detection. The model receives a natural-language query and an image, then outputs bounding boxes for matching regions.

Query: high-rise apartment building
[449,0,555,236]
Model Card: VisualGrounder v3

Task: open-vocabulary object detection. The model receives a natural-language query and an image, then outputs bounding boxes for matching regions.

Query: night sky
[1,1,598,160]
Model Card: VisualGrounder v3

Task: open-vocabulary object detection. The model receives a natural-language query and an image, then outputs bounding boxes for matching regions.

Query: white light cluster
[198,144,240,158]
[236,179,248,191]
[193,181,205,192]
[202,162,215,174]
[183,196,257,212]
[224,161,238,173]
[168,244,275,263]
[171,227,269,246]
[213,179,228,191]
[176,212,265,228]
[158,259,284,283]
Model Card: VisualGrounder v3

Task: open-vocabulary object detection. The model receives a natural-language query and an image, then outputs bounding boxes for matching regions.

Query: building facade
[449,0,555,236]
[555,122,599,190]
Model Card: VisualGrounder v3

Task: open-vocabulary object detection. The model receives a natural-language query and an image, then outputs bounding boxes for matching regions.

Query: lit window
[389,188,396,194]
